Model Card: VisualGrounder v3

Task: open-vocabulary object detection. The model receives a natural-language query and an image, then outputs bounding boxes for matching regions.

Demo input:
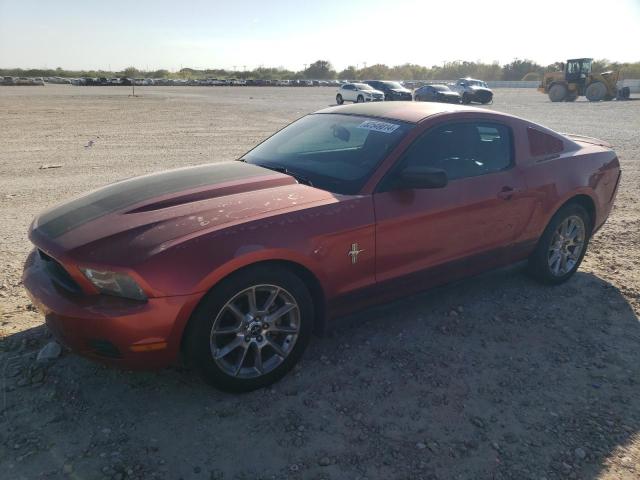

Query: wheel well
[181,259,327,357]
[271,260,327,335]
[560,194,596,232]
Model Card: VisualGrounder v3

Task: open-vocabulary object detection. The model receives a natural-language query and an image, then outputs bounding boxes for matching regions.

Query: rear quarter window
[527,127,564,157]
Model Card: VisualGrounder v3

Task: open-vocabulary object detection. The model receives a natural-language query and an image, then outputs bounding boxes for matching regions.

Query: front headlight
[80,268,147,301]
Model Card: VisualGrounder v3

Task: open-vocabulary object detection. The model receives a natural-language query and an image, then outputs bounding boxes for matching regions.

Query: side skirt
[327,240,537,319]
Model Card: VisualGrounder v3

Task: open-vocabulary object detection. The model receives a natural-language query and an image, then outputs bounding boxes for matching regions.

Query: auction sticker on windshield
[357,120,400,134]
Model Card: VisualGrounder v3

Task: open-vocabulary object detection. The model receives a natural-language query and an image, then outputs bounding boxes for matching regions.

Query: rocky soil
[0,86,639,479]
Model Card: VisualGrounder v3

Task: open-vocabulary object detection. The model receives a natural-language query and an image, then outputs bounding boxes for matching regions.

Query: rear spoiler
[561,133,612,149]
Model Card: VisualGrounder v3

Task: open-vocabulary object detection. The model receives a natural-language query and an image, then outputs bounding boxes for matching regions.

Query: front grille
[477,91,493,103]
[38,250,82,294]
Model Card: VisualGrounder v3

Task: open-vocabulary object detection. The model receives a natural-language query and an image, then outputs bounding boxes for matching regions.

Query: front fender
[193,247,329,298]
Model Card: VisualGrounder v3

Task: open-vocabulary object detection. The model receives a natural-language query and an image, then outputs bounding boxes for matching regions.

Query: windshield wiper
[255,164,314,187]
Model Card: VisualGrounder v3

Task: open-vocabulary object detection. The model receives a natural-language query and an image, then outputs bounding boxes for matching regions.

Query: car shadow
[1,267,639,479]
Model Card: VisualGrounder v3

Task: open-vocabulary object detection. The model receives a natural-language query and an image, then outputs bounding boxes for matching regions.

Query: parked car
[414,84,461,104]
[363,80,412,101]
[2,76,15,85]
[336,83,384,104]
[449,78,494,104]
[23,102,620,392]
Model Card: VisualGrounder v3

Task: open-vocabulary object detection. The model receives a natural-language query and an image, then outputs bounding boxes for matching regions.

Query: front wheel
[336,94,343,105]
[527,204,592,285]
[586,81,606,102]
[356,95,364,103]
[185,265,314,392]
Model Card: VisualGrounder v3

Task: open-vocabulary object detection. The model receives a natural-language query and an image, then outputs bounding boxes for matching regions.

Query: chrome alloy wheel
[210,285,300,379]
[548,215,586,276]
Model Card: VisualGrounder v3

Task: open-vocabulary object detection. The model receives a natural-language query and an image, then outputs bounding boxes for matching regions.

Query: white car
[336,83,385,104]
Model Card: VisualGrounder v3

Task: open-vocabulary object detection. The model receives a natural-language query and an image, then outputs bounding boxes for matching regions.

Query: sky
[1,0,639,71]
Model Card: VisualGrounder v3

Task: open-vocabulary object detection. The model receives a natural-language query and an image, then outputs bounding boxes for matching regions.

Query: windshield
[243,114,413,194]
[383,81,404,90]
[354,83,373,90]
[432,85,449,91]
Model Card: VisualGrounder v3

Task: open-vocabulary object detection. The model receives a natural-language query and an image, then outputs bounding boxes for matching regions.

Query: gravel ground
[0,86,639,480]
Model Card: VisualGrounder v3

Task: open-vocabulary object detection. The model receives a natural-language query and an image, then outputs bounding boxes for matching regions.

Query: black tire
[185,265,314,392]
[548,83,567,102]
[356,94,364,103]
[565,93,578,102]
[527,203,592,285]
[336,94,343,105]
[461,93,471,104]
[617,86,631,100]
[585,81,606,102]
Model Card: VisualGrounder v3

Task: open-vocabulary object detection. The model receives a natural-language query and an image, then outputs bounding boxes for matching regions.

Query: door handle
[497,186,518,200]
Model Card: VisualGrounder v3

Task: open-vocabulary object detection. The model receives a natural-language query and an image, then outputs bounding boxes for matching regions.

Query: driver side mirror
[395,166,448,190]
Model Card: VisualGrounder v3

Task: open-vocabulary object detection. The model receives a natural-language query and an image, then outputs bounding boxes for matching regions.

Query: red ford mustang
[23,102,620,391]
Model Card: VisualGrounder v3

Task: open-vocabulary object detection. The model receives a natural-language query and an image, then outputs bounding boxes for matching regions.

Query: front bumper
[386,93,413,101]
[440,94,461,104]
[22,249,202,369]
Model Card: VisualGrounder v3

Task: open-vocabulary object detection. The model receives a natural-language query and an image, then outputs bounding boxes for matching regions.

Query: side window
[527,127,564,157]
[390,122,513,183]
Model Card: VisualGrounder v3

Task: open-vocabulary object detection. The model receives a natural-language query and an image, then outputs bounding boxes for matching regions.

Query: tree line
[2,59,639,81]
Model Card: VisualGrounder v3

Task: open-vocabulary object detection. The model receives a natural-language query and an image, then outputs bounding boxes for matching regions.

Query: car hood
[30,161,335,264]
[390,88,411,94]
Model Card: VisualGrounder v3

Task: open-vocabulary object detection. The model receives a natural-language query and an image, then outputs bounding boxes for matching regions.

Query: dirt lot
[0,85,639,480]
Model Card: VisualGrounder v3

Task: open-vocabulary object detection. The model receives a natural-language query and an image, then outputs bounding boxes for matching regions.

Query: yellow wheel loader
[539,58,630,102]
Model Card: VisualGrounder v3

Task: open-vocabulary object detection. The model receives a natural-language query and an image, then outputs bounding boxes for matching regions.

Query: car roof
[316,102,499,124]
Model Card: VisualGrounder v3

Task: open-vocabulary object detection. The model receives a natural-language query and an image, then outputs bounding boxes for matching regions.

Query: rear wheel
[527,204,592,285]
[336,94,343,105]
[185,265,314,392]
[548,83,567,102]
[586,81,607,102]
